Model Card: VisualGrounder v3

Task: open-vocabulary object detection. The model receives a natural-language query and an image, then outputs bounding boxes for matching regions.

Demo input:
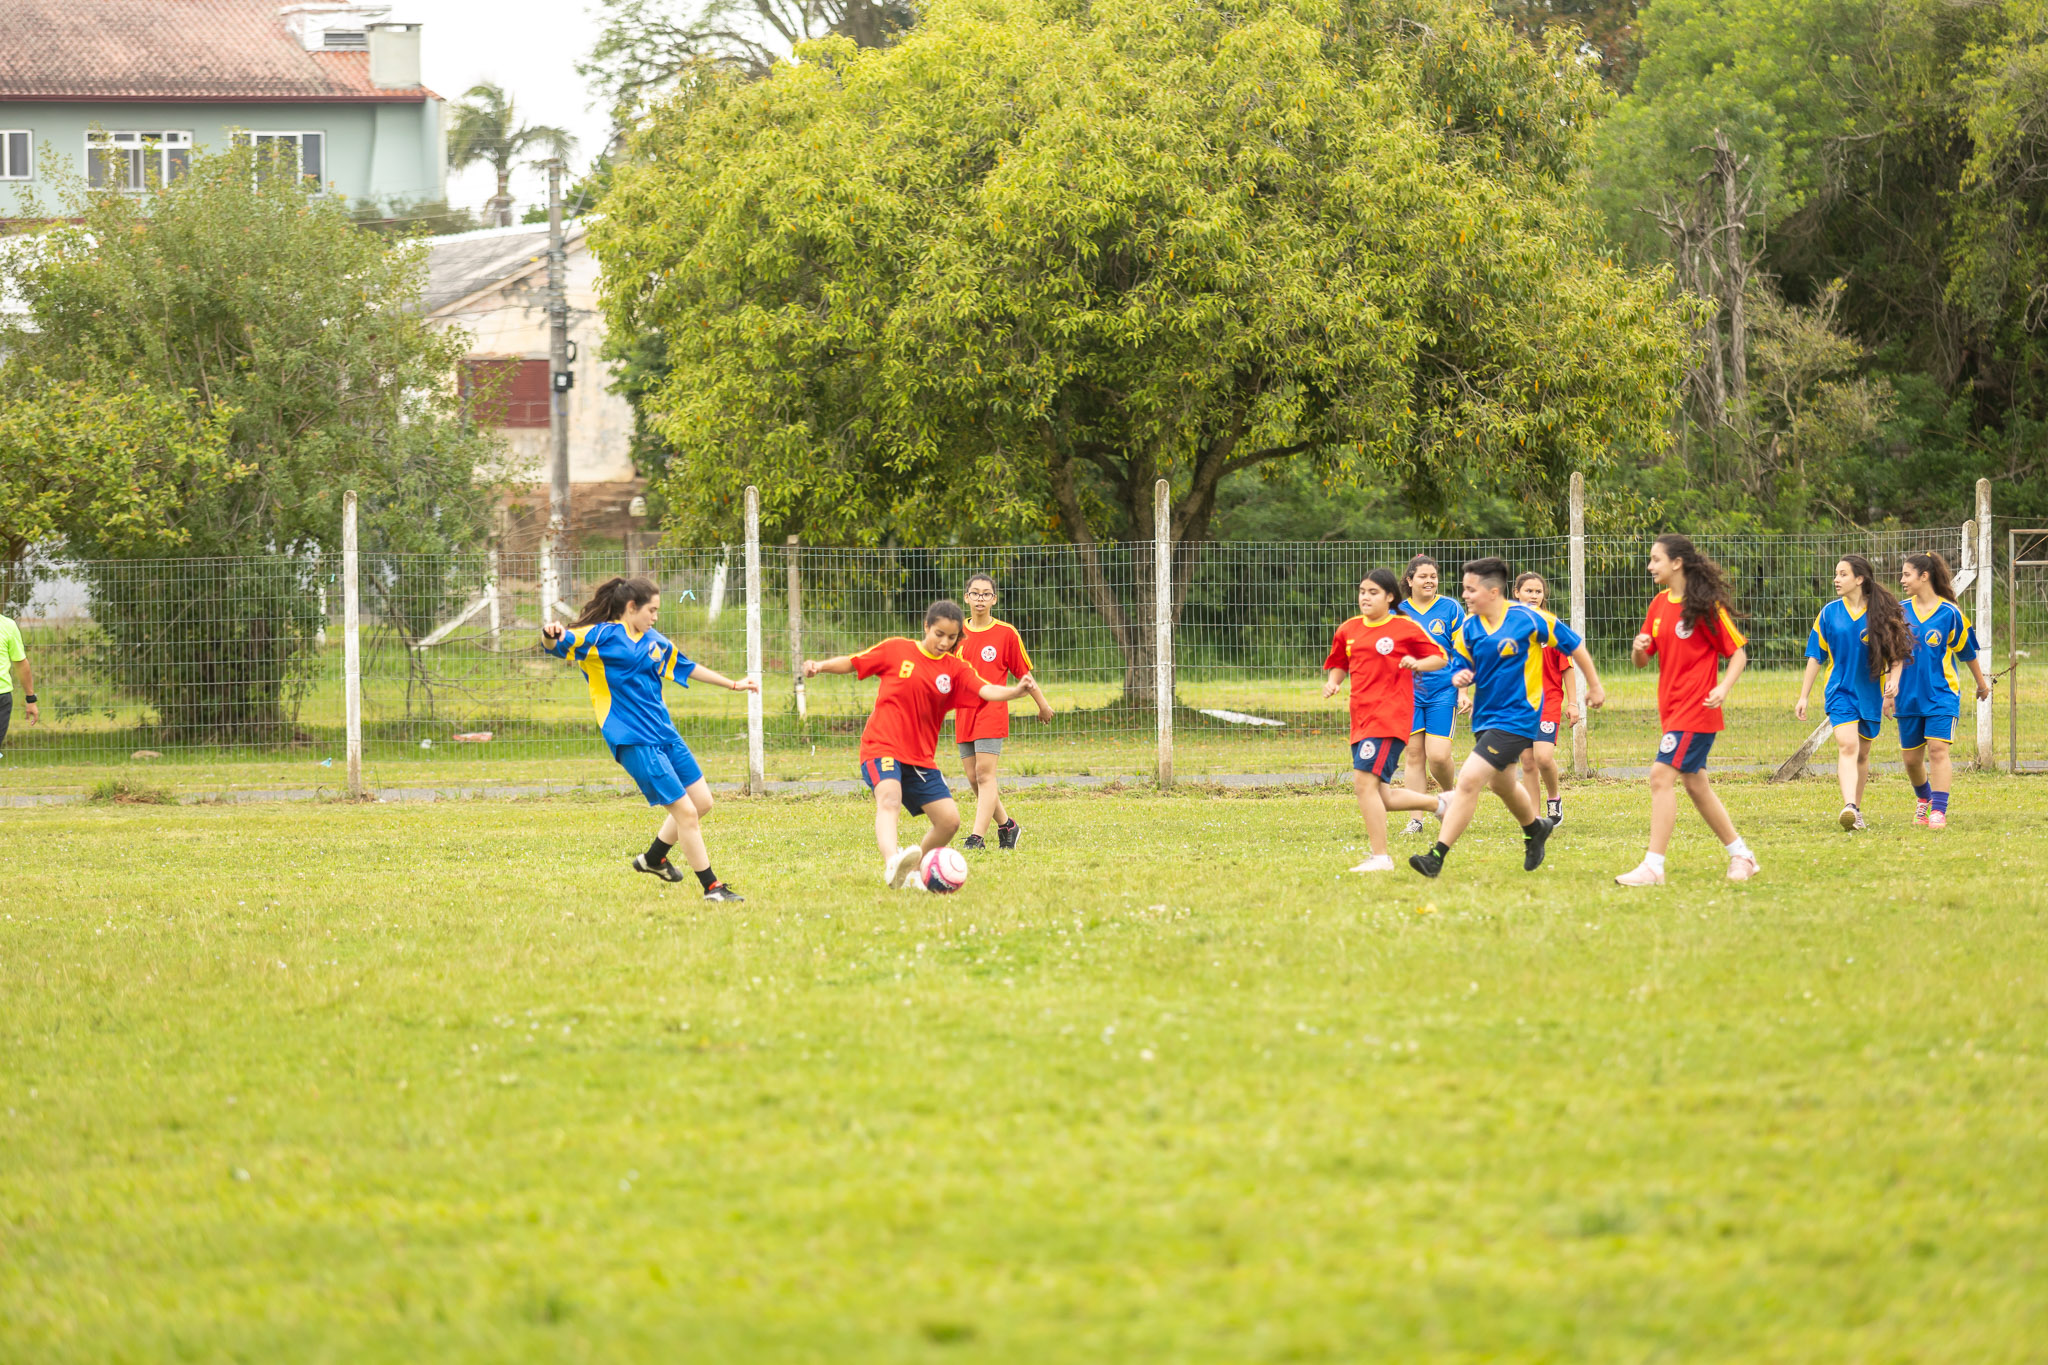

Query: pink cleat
[1614,862,1666,887]
[1927,810,1948,831]
[1727,853,1760,882]
[1915,800,1930,826]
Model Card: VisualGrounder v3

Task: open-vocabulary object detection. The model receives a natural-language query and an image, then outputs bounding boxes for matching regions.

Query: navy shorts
[861,756,953,816]
[1410,691,1456,740]
[1827,708,1882,742]
[612,739,705,807]
[1897,714,1954,750]
[1350,735,1406,780]
[1654,730,1716,774]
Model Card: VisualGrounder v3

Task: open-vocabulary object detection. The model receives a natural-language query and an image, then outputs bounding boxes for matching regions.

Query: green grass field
[5,777,2046,1361]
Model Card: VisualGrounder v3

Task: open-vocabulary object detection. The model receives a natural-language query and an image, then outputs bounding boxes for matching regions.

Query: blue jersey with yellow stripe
[1805,598,1883,723]
[1895,599,1978,718]
[1398,596,1463,702]
[1452,602,1582,739]
[547,621,697,749]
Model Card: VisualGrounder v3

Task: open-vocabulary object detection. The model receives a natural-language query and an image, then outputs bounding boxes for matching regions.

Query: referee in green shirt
[0,613,36,754]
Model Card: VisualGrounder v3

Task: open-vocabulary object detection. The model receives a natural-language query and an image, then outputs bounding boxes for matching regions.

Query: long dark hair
[1654,534,1743,630]
[570,576,659,628]
[1361,567,1404,609]
[1840,554,1913,679]
[1401,554,1439,598]
[1903,551,1956,603]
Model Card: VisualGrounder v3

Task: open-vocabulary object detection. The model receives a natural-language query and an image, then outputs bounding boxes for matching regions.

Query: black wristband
[21,693,33,704]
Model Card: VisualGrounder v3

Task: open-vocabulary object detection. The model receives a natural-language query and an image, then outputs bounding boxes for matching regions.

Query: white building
[423,221,639,500]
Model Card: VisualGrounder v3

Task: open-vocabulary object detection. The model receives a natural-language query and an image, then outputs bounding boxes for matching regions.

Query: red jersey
[952,619,1033,743]
[852,637,982,766]
[1534,611,1576,724]
[1640,591,1746,733]
[1322,614,1445,742]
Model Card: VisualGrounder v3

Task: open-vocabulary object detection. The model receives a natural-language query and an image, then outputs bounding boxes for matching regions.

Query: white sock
[1724,837,1751,860]
[1642,852,1667,871]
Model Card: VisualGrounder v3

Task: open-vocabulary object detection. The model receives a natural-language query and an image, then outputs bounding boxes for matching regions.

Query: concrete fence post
[1155,478,1173,790]
[1977,478,1994,769]
[342,491,364,799]
[745,487,766,796]
[1568,471,1589,778]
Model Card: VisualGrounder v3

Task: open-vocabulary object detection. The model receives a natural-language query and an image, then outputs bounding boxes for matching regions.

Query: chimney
[367,22,421,89]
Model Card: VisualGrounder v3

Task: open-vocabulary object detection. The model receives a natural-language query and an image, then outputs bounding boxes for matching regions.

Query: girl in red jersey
[953,572,1053,852]
[1511,572,1580,826]
[1615,534,1759,886]
[803,599,1038,889]
[1322,568,1451,872]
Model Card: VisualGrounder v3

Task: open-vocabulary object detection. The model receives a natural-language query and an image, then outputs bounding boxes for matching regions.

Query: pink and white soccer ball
[922,847,969,893]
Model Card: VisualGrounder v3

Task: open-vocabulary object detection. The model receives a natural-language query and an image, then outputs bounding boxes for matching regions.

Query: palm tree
[446,83,577,228]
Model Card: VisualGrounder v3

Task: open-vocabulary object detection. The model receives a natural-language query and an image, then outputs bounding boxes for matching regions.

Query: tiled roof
[0,1,432,102]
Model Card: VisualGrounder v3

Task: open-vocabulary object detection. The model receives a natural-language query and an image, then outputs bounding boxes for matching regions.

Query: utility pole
[546,158,572,538]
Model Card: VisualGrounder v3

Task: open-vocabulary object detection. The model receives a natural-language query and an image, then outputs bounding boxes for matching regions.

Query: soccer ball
[922,847,969,894]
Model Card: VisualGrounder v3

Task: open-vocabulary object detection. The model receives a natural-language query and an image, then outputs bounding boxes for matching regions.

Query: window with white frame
[86,130,191,192]
[242,132,326,189]
[0,131,30,180]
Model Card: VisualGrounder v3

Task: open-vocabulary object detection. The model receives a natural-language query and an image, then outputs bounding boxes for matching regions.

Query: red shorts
[953,699,1011,744]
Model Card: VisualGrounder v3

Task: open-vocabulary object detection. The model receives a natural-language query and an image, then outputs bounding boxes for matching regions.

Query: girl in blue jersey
[1795,554,1913,831]
[542,576,761,901]
[1396,555,1468,832]
[1895,552,1989,830]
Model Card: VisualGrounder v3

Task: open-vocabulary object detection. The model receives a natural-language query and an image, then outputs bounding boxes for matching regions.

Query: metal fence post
[745,486,766,796]
[342,491,364,799]
[540,529,558,626]
[787,534,805,723]
[1155,478,1173,789]
[1568,471,1589,778]
[485,545,501,652]
[1977,478,1994,769]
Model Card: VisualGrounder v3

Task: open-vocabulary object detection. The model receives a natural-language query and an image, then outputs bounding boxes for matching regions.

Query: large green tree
[597,0,1689,693]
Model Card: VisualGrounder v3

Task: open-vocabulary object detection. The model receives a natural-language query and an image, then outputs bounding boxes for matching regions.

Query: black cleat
[963,834,987,851]
[702,881,745,903]
[1408,850,1444,879]
[1523,818,1553,872]
[633,853,688,883]
[997,818,1021,850]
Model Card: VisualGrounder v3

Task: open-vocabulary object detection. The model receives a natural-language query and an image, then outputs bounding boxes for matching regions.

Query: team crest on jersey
[648,642,662,660]
[1431,621,1446,635]
[1375,637,1395,655]
[1498,640,1518,658]
[981,645,999,662]
[1924,629,1940,647]
[935,673,953,694]
[1675,619,1694,640]
[1659,732,1680,753]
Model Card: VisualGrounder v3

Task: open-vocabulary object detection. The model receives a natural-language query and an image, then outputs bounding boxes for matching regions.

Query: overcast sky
[396,1,618,220]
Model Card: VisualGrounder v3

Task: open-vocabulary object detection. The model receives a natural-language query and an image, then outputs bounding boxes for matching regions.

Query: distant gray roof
[423,220,586,316]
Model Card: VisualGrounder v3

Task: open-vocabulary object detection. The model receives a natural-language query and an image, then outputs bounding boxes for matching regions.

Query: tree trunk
[1717,130,1749,414]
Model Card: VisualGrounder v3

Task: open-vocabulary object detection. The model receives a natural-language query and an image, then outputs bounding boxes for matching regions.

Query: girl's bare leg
[920,797,961,853]
[1645,762,1680,855]
[1354,771,1390,857]
[1926,739,1953,793]
[1426,734,1457,792]
[1681,770,1739,844]
[659,793,710,872]
[873,780,905,859]
[1831,723,1862,807]
[970,753,1008,838]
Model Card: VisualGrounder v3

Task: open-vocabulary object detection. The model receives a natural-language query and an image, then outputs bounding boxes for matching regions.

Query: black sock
[695,866,717,890]
[999,817,1017,830]
[647,837,674,866]
[1430,841,1450,860]
[1522,818,1546,837]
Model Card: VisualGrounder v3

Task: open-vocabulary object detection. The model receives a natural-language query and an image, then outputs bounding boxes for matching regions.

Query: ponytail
[1904,551,1957,602]
[570,575,659,629]
[1841,554,1913,679]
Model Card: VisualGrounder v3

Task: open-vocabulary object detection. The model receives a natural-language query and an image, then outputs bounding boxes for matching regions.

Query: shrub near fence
[5,492,2045,790]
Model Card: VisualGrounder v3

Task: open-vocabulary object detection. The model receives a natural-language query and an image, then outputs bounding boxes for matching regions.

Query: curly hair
[1653,534,1744,630]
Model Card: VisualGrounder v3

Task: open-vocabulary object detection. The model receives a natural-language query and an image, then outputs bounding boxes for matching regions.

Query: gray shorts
[957,738,1004,762]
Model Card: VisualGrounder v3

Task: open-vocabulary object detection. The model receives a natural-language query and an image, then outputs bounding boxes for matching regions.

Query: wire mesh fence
[4,511,2044,791]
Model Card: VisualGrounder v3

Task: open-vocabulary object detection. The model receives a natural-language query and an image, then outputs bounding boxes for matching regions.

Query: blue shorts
[1897,714,1954,750]
[1827,709,1883,741]
[1350,735,1406,780]
[612,739,704,807]
[1410,691,1456,740]
[860,756,953,816]
[1654,730,1716,774]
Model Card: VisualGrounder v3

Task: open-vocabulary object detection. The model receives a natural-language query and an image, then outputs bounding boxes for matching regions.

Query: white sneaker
[1350,855,1396,873]
[884,846,923,888]
[1402,817,1425,836]
[1838,805,1860,831]
[1727,853,1759,882]
[1614,863,1666,887]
